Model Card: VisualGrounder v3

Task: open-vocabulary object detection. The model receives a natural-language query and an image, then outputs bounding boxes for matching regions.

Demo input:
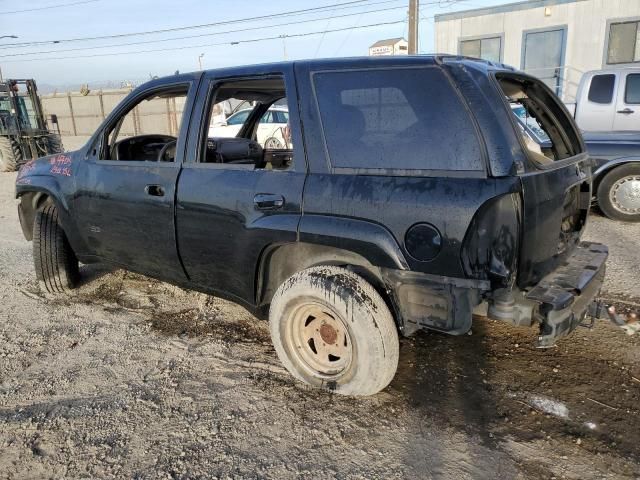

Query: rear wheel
[0,136,23,172]
[597,164,640,222]
[269,266,399,396]
[33,204,79,293]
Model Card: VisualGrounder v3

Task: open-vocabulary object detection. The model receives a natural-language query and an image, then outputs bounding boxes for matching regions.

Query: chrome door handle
[254,193,284,210]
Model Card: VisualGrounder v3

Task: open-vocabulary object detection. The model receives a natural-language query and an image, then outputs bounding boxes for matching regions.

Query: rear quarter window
[313,67,484,172]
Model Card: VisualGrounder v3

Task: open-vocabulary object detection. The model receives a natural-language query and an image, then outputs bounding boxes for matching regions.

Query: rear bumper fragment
[526,241,608,347]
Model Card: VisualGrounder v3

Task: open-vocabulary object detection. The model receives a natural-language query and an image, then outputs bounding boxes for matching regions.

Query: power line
[0,0,378,47]
[313,6,337,58]
[1,19,408,63]
[334,12,364,55]
[0,0,457,48]
[0,3,407,58]
[0,0,100,15]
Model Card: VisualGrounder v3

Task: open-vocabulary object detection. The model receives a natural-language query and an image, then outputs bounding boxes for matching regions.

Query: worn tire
[269,266,399,396]
[597,164,640,222]
[0,136,23,172]
[33,204,79,293]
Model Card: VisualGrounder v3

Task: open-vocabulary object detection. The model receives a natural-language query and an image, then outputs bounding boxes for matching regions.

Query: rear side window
[313,67,484,172]
[588,74,615,104]
[625,74,640,104]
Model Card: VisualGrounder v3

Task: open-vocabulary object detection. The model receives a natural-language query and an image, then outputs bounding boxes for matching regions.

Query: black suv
[16,56,608,395]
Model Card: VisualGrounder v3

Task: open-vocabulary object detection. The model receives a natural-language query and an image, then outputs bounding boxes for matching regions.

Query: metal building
[434,0,640,101]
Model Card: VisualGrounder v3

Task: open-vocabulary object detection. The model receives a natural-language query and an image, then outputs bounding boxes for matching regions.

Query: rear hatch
[498,74,593,288]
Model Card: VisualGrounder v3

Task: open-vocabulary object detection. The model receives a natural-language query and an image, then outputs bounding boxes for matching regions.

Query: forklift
[0,79,63,172]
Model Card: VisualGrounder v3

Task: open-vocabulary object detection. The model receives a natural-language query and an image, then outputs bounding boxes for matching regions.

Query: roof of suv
[165,55,516,83]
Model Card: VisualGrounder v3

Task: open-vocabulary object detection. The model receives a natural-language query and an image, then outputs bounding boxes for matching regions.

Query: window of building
[606,20,640,64]
[460,36,502,63]
[625,74,640,104]
[588,74,616,104]
[313,67,484,172]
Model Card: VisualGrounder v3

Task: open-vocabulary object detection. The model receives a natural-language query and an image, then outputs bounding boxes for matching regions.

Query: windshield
[15,95,38,129]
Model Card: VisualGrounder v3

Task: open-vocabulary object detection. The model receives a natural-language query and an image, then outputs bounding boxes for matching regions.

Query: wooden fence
[41,88,185,137]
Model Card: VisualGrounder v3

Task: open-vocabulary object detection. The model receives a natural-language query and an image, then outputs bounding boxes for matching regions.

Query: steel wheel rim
[610,175,640,214]
[265,137,283,149]
[286,302,352,378]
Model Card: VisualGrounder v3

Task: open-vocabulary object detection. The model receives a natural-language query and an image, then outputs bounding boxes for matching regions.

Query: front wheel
[597,164,640,222]
[269,266,399,396]
[33,204,79,293]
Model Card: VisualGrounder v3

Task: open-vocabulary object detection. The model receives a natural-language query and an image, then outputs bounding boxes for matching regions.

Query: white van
[574,68,640,132]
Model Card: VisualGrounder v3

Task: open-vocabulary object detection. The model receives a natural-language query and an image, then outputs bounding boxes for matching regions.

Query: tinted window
[625,74,640,104]
[313,68,483,171]
[588,74,615,104]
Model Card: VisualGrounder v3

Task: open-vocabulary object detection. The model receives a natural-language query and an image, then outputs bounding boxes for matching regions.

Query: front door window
[102,87,188,163]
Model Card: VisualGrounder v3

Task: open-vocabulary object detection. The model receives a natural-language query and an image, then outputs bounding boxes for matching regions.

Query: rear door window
[588,74,615,104]
[313,67,484,172]
[624,73,640,104]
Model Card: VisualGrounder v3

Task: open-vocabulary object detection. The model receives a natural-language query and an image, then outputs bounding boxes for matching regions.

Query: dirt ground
[0,170,639,480]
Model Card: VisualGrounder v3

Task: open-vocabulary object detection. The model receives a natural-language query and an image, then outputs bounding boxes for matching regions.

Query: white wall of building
[369,39,409,56]
[435,0,640,101]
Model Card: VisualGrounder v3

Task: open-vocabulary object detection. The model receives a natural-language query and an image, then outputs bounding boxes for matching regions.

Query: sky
[0,0,515,89]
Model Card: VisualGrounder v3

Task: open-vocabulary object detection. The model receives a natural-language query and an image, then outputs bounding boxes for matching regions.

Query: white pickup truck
[571,67,640,132]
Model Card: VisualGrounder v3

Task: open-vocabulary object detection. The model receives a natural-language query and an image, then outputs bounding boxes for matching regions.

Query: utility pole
[198,53,205,71]
[408,0,419,55]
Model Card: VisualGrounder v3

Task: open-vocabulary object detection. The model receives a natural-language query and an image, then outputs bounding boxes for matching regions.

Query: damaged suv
[16,56,611,395]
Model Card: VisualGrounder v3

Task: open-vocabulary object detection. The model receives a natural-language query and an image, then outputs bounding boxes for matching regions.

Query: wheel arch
[593,158,640,196]
[256,242,391,310]
[16,180,70,241]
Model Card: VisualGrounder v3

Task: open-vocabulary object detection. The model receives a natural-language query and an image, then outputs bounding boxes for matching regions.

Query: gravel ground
[0,170,639,479]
